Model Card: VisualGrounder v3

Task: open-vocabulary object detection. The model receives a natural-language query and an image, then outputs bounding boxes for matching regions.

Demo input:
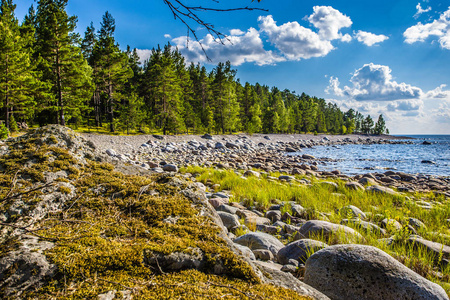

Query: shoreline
[82,132,449,196]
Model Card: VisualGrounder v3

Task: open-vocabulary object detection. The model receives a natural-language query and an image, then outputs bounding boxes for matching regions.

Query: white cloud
[229,29,245,36]
[387,99,423,111]
[172,28,283,66]
[307,6,352,41]
[404,7,450,49]
[424,84,450,99]
[327,63,423,101]
[414,3,432,19]
[325,76,344,96]
[169,6,388,66]
[164,34,172,39]
[326,63,450,134]
[354,30,389,46]
[258,15,334,60]
[135,49,153,63]
[341,34,352,42]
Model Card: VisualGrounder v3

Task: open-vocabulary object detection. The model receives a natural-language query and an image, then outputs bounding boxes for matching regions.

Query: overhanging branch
[162,0,267,61]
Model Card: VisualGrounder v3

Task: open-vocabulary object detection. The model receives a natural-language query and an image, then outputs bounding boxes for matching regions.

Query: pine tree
[247,103,262,134]
[211,61,239,133]
[0,0,37,129]
[91,11,132,132]
[117,92,144,134]
[35,0,93,126]
[81,22,96,60]
[361,115,374,134]
[374,114,387,135]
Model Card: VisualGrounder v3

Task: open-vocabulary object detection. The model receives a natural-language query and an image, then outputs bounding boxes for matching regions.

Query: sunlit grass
[181,165,450,295]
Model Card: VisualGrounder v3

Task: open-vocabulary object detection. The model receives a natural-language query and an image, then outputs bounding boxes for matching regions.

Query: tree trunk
[5,55,9,129]
[56,47,65,126]
[108,70,114,132]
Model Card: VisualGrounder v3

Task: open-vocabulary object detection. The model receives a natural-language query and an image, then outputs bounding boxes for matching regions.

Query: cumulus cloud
[424,84,450,99]
[326,63,423,101]
[404,7,450,49]
[169,6,388,66]
[387,99,423,111]
[164,34,172,39]
[414,3,432,19]
[354,30,389,46]
[325,76,344,97]
[258,15,334,60]
[172,28,283,66]
[307,6,352,41]
[229,29,245,36]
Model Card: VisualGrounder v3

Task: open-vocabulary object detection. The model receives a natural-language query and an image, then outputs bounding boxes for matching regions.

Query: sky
[14,0,450,134]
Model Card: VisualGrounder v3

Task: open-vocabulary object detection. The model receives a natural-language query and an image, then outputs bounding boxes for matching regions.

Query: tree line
[0,0,388,135]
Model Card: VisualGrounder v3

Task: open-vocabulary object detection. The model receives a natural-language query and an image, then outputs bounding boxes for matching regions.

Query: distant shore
[82,132,412,150]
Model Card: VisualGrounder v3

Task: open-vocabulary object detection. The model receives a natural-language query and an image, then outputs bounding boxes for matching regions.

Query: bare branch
[162,0,267,61]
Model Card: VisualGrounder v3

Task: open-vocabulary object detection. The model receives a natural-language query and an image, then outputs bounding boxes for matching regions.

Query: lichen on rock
[0,125,313,299]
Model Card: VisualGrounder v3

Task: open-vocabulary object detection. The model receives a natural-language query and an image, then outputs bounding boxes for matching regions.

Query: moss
[0,237,20,259]
[0,136,301,299]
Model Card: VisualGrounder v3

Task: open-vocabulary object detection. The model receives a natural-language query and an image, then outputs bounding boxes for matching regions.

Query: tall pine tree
[35,0,93,125]
[91,11,132,132]
[0,0,38,129]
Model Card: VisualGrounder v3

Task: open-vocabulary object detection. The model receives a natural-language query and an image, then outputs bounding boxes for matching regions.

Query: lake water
[290,135,450,177]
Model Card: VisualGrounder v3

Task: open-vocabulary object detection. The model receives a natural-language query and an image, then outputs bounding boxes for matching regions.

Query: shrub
[0,122,9,139]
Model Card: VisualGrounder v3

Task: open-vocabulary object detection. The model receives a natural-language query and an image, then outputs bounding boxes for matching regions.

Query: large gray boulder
[277,239,328,265]
[304,244,449,300]
[234,232,284,257]
[296,220,363,242]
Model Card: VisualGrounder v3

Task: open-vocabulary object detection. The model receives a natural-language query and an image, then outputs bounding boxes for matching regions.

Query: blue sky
[15,0,450,134]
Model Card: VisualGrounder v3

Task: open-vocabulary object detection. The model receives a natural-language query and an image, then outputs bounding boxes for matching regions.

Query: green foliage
[374,114,388,135]
[0,131,314,299]
[0,0,373,134]
[8,114,18,132]
[0,122,9,139]
[181,165,450,295]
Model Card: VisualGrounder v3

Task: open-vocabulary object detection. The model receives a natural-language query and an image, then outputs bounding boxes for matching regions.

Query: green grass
[181,165,450,295]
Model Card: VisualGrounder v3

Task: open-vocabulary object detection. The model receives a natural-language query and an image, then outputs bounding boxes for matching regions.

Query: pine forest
[0,0,388,136]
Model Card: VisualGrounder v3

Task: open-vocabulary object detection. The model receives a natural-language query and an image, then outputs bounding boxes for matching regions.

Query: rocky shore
[82,132,449,197]
[1,126,449,299]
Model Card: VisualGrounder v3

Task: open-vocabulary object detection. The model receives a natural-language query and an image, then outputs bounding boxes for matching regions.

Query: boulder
[345,181,365,191]
[340,219,386,236]
[217,211,240,230]
[234,232,284,257]
[407,235,450,261]
[253,261,330,300]
[216,204,239,215]
[162,164,178,172]
[380,218,402,232]
[366,185,398,196]
[277,239,328,265]
[253,249,274,261]
[304,244,448,300]
[244,170,260,178]
[339,205,366,220]
[265,210,282,223]
[408,218,427,231]
[296,220,363,242]
[358,177,377,186]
